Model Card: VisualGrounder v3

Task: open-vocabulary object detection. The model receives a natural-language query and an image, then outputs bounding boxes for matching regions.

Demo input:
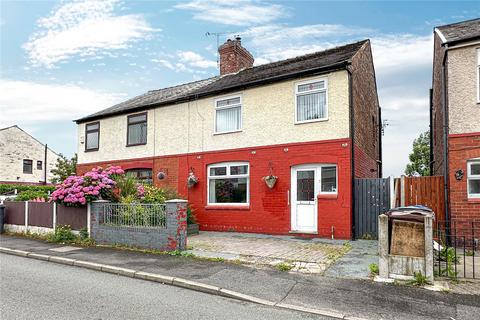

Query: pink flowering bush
[50,166,124,206]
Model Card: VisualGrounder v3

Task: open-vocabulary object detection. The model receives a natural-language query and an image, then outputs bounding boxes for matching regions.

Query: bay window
[295,78,328,123]
[215,96,242,134]
[467,159,480,198]
[208,162,249,205]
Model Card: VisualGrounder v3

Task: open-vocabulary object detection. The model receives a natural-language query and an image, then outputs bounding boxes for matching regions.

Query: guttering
[347,66,355,240]
[75,61,350,124]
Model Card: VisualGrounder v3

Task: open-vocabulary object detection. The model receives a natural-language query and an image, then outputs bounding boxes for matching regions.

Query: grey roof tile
[437,18,480,44]
[76,40,368,123]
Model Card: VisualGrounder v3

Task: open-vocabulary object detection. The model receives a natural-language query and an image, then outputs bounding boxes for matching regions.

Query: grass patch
[369,263,379,275]
[407,272,431,286]
[276,262,293,272]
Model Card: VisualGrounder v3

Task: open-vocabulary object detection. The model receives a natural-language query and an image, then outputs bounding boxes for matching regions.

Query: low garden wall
[3,201,88,234]
[90,200,187,251]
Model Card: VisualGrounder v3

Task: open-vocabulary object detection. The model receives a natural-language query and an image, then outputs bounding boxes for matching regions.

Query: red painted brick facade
[77,138,353,239]
[448,133,480,221]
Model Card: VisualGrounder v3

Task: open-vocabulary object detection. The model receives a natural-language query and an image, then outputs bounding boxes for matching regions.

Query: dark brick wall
[350,40,381,178]
[431,32,447,176]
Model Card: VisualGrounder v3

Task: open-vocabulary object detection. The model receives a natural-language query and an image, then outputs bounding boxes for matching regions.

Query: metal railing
[101,203,167,230]
[434,219,479,279]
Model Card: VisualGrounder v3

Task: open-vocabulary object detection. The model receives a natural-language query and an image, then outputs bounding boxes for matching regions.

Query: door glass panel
[297,170,314,201]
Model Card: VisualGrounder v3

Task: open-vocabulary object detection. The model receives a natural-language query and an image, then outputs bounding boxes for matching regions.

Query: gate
[354,177,391,239]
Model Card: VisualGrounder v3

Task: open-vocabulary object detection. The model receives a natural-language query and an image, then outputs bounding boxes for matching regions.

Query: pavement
[1,234,480,320]
[325,240,378,279]
[1,254,327,320]
[187,231,349,274]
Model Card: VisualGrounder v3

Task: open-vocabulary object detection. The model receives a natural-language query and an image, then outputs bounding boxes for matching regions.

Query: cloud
[152,51,216,73]
[23,0,158,68]
[0,79,124,127]
[174,0,287,26]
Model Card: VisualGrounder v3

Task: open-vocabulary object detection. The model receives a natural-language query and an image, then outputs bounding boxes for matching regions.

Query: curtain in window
[128,122,147,145]
[86,132,99,149]
[216,106,241,132]
[297,91,326,121]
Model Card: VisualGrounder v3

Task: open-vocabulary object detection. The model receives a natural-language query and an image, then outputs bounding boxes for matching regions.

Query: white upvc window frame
[207,162,250,206]
[214,94,243,135]
[294,77,329,124]
[467,158,480,199]
[477,48,480,103]
[319,164,338,195]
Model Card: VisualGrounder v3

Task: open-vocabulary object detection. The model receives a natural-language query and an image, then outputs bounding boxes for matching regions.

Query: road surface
[0,253,326,319]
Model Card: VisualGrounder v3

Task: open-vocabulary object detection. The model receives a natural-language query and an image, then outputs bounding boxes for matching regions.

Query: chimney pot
[218,38,254,75]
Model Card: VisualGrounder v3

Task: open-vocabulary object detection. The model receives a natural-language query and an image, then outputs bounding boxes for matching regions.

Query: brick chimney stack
[218,37,254,75]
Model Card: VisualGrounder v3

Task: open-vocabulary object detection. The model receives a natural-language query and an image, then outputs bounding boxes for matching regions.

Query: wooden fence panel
[57,205,87,230]
[28,202,54,228]
[4,201,25,225]
[403,176,445,221]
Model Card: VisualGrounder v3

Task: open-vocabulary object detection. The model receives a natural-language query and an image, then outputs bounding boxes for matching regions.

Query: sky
[0,0,479,176]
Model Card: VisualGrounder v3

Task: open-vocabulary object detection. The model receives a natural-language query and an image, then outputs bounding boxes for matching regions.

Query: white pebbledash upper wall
[77,71,350,164]
[447,43,480,134]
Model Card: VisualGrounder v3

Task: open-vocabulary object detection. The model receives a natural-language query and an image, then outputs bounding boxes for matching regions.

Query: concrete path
[187,231,349,274]
[324,240,378,279]
[1,235,480,320]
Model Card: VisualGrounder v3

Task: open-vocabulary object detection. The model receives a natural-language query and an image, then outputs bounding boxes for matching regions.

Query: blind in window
[297,91,326,122]
[216,106,241,132]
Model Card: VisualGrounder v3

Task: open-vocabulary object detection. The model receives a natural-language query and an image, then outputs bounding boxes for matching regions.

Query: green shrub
[79,228,89,240]
[51,225,76,243]
[15,190,49,201]
[0,184,55,195]
[187,205,196,225]
[141,185,180,204]
[408,271,431,286]
[369,263,379,275]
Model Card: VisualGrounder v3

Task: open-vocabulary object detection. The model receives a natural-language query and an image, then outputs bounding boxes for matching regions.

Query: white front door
[291,165,319,233]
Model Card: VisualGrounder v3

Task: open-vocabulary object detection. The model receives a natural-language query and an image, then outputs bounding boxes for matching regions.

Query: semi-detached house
[75,38,381,239]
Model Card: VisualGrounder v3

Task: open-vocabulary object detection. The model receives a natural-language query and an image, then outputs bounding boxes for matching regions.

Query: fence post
[87,203,91,236]
[378,214,389,279]
[52,202,57,230]
[165,199,188,251]
[424,215,434,283]
[400,175,405,206]
[24,201,29,232]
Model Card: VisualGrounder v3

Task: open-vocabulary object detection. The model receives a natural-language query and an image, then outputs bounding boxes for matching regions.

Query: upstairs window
[467,159,480,199]
[295,78,328,123]
[85,122,100,151]
[125,168,153,185]
[37,160,43,170]
[215,96,242,134]
[208,162,249,205]
[127,113,147,146]
[477,48,480,102]
[23,159,33,174]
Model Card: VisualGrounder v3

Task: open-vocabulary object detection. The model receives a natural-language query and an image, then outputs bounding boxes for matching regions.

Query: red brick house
[75,39,381,239]
[431,19,480,223]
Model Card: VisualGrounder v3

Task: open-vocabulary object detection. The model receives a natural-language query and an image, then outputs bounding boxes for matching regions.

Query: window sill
[317,194,338,200]
[85,148,99,153]
[205,205,250,211]
[467,197,480,203]
[126,143,147,147]
[295,118,328,125]
[213,130,242,136]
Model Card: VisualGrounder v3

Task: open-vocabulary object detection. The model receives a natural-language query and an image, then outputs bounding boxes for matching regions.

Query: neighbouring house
[75,38,381,239]
[0,125,60,185]
[431,18,480,223]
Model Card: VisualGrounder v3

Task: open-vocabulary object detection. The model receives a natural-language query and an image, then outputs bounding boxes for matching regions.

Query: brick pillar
[90,200,109,238]
[166,199,188,251]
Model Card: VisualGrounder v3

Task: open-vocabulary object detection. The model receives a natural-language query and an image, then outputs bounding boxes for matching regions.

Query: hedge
[0,184,55,195]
